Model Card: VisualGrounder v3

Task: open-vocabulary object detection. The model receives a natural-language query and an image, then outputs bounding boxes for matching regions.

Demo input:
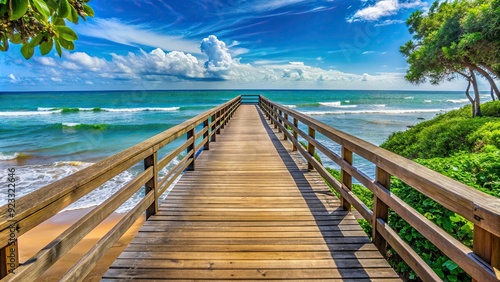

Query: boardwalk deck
[104,105,401,281]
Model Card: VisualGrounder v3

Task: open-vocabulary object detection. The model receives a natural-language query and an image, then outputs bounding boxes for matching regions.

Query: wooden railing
[260,96,500,282]
[0,96,242,281]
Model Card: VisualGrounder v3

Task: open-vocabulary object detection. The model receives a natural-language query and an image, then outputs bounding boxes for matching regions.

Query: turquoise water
[0,90,490,211]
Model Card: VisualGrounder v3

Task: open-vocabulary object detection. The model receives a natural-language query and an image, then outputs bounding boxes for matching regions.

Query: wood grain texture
[105,105,400,281]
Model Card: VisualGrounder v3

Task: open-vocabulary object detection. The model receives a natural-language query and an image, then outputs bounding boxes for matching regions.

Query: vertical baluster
[307,127,316,171]
[278,110,283,133]
[472,226,500,282]
[0,240,18,278]
[216,111,221,135]
[210,114,216,142]
[341,147,353,211]
[203,118,209,150]
[187,128,195,171]
[144,152,158,219]
[292,118,298,151]
[373,167,390,257]
[283,113,289,140]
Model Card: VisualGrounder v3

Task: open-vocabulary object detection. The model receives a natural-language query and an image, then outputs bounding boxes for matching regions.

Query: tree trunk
[470,70,482,117]
[473,65,500,100]
[491,87,496,101]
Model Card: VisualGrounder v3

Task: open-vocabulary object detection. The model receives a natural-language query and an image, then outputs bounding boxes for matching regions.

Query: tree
[0,0,94,59]
[401,0,500,117]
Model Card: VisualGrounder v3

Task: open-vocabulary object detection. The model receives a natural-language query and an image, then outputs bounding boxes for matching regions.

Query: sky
[0,0,488,91]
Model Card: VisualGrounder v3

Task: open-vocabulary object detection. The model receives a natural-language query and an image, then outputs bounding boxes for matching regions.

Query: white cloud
[8,74,18,83]
[362,51,376,55]
[35,57,58,67]
[25,34,409,89]
[348,0,426,22]
[76,18,201,54]
[200,35,235,78]
[374,19,405,26]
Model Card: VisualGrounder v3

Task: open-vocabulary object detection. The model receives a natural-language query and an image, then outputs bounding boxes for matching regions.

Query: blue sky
[0,0,483,91]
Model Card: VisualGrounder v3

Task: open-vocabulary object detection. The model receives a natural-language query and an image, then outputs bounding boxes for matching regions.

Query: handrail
[259,96,500,282]
[0,96,242,281]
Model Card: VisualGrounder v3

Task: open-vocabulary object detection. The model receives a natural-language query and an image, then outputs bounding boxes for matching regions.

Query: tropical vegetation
[401,0,500,116]
[0,0,94,59]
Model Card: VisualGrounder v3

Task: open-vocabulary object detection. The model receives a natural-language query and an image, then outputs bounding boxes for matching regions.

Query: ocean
[0,90,490,212]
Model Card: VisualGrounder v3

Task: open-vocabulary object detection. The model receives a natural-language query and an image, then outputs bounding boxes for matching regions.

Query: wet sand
[17,208,145,281]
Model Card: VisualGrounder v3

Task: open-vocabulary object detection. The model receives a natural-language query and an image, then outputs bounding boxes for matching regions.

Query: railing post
[472,226,500,282]
[210,114,216,142]
[292,118,298,151]
[278,110,283,133]
[307,127,316,170]
[283,113,288,140]
[341,147,353,211]
[216,111,221,135]
[0,240,18,278]
[144,152,158,219]
[203,118,209,150]
[221,107,226,129]
[187,128,195,171]
[273,106,278,129]
[373,167,390,257]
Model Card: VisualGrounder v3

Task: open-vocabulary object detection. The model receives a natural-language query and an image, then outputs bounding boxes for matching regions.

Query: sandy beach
[17,208,145,281]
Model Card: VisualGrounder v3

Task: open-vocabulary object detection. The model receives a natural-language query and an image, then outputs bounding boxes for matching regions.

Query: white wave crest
[424,100,432,103]
[0,110,62,116]
[304,109,444,115]
[319,101,341,107]
[404,96,414,100]
[284,105,297,108]
[446,99,469,103]
[101,107,180,112]
[62,123,81,127]
[0,152,19,160]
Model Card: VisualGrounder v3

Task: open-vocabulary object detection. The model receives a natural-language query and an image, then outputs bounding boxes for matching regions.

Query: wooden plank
[105,105,400,281]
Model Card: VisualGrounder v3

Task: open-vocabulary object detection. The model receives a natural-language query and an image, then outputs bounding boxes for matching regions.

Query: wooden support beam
[341,147,353,211]
[307,127,316,171]
[187,128,195,171]
[373,167,391,257]
[144,152,158,219]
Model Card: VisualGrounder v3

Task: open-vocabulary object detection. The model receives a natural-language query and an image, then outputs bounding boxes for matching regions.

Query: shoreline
[17,208,145,281]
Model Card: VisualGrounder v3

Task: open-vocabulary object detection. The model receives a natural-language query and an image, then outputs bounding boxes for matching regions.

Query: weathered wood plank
[105,105,399,281]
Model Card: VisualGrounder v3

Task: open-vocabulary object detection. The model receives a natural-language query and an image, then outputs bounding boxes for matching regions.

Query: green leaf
[54,25,78,41]
[40,39,53,55]
[10,33,23,44]
[67,5,78,23]
[30,0,50,19]
[0,35,9,51]
[29,33,44,47]
[52,16,65,26]
[9,0,29,20]
[57,37,74,50]
[58,0,70,18]
[54,39,62,57]
[83,3,94,17]
[0,0,7,5]
[21,43,34,59]
[442,260,459,271]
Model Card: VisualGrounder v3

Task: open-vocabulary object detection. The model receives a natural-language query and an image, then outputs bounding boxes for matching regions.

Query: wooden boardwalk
[104,105,401,281]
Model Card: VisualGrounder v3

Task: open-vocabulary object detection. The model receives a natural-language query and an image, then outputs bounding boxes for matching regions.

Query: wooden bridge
[1,95,499,281]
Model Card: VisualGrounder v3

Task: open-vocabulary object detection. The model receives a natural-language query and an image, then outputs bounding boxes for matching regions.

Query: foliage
[326,103,500,281]
[381,101,500,159]
[400,0,500,116]
[0,0,94,59]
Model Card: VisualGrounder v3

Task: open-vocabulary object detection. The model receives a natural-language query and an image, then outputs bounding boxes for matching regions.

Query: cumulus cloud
[25,34,405,89]
[348,0,426,22]
[200,35,235,78]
